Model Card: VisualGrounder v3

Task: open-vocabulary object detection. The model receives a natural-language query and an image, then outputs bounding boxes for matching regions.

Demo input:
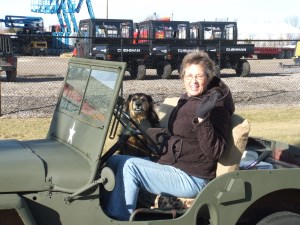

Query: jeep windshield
[48,58,126,163]
[58,65,118,126]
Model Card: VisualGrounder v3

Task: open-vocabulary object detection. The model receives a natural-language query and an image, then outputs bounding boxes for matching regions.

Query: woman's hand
[196,90,222,119]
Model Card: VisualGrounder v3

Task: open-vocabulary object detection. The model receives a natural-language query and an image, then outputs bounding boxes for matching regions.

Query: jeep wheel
[6,70,17,82]
[236,60,250,77]
[130,63,146,80]
[256,211,300,225]
[157,62,172,79]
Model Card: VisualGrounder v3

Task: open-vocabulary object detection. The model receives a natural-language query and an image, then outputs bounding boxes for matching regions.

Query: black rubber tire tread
[135,64,146,80]
[156,62,164,77]
[256,211,300,225]
[285,50,293,59]
[130,63,145,80]
[157,62,172,79]
[236,60,250,77]
[128,65,137,79]
[278,51,285,59]
[162,63,172,79]
[6,70,17,82]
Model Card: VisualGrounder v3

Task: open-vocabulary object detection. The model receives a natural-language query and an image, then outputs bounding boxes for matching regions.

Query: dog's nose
[135,100,142,106]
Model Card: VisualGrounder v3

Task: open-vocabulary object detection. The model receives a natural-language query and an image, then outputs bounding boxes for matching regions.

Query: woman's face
[183,64,208,97]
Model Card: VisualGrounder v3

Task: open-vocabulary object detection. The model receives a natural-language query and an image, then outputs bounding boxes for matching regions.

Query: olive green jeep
[1,58,300,225]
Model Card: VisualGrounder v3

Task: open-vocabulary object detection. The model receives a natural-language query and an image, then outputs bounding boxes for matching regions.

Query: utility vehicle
[75,19,254,79]
[1,58,300,225]
[1,15,48,56]
[0,35,17,81]
[189,21,254,77]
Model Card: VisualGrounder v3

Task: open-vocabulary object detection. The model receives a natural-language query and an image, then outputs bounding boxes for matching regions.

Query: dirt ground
[0,57,299,118]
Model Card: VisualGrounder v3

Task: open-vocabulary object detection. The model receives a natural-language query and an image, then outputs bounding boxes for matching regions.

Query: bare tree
[285,16,300,28]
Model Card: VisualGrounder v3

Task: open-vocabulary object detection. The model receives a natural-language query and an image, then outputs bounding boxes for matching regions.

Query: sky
[1,0,300,36]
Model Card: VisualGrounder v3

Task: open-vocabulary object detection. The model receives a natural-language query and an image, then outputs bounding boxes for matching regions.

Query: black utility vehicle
[75,18,149,79]
[189,21,254,77]
[75,19,254,79]
[0,35,17,81]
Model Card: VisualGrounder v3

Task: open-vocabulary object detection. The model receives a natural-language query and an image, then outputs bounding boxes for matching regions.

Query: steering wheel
[100,108,160,166]
[116,109,160,156]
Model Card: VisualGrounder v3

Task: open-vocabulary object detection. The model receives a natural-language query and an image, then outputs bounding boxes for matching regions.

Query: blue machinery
[31,0,95,33]
[30,0,95,51]
[0,15,44,31]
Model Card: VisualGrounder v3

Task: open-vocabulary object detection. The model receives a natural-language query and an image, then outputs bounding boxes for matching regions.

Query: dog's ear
[145,94,154,108]
[145,94,160,127]
[149,110,160,127]
[126,94,133,111]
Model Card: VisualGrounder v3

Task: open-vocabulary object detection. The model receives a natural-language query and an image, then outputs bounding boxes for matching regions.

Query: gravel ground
[0,57,299,118]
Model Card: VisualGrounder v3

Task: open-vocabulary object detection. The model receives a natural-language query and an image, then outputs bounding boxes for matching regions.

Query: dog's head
[126,93,159,127]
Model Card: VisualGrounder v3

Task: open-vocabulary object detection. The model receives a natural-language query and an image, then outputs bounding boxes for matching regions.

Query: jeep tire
[256,211,300,225]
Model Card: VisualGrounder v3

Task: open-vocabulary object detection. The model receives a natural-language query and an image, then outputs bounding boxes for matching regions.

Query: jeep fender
[0,194,37,225]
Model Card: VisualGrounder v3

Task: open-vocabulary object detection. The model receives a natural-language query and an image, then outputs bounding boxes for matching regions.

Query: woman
[102,51,235,220]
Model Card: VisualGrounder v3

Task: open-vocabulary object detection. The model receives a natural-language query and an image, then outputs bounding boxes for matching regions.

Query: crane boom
[0,15,44,29]
[30,0,95,32]
[86,0,95,19]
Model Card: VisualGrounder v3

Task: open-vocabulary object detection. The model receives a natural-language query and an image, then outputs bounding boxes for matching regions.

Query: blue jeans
[102,154,210,220]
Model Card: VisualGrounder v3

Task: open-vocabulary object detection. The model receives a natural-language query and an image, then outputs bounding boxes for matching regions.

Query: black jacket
[157,77,235,179]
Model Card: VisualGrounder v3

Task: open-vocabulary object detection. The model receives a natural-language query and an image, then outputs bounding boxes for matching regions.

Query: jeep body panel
[0,58,128,225]
[0,194,37,225]
[0,139,45,192]
[183,166,300,225]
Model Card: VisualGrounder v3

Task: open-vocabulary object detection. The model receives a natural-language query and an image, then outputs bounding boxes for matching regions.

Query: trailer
[255,46,295,59]
[280,41,300,67]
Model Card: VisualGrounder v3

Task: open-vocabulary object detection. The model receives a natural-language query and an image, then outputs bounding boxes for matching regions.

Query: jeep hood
[0,139,46,192]
[0,138,92,193]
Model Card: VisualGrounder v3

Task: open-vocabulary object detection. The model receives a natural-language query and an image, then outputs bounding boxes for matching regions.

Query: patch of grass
[0,106,299,148]
[235,106,300,148]
[0,117,52,140]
